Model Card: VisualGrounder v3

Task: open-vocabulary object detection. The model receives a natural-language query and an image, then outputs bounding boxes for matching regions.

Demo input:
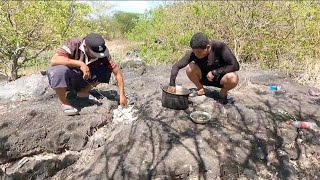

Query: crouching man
[47,33,127,115]
[168,32,240,104]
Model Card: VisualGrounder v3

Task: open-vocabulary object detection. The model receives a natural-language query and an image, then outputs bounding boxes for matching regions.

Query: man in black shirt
[168,32,239,104]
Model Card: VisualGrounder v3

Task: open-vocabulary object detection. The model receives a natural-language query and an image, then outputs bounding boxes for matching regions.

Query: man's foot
[215,95,234,105]
[61,104,79,116]
[197,88,205,96]
[189,88,205,97]
[216,95,228,105]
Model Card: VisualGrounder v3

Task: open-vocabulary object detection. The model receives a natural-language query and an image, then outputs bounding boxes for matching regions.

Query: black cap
[84,33,109,58]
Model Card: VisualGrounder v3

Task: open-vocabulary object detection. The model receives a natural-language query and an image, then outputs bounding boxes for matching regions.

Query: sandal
[62,105,79,116]
[77,94,101,104]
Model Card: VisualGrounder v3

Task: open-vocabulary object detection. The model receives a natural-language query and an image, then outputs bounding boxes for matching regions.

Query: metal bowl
[189,111,212,124]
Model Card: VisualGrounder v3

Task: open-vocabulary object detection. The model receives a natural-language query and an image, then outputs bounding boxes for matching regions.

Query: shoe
[216,95,234,105]
[61,105,79,116]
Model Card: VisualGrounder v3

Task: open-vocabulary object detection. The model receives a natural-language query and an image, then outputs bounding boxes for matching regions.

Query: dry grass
[235,56,320,90]
[276,57,320,89]
[107,39,142,54]
[232,76,254,93]
[106,39,143,63]
[20,63,50,76]
[231,63,261,93]
[295,59,320,89]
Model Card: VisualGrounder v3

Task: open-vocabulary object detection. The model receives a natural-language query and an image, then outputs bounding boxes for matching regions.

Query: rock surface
[0,74,50,102]
[0,61,319,179]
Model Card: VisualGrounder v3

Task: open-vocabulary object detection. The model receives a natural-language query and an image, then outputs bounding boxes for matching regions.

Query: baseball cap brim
[88,47,109,58]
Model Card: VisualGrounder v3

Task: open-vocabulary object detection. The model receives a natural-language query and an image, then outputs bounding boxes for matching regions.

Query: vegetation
[0,1,92,80]
[127,1,320,87]
[0,1,319,88]
[0,1,140,80]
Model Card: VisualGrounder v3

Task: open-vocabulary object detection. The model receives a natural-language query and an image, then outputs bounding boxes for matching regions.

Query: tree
[85,1,118,39]
[113,11,140,35]
[0,1,92,80]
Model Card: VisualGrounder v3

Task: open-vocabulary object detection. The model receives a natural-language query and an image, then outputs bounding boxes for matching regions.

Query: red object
[288,120,317,129]
[299,121,311,129]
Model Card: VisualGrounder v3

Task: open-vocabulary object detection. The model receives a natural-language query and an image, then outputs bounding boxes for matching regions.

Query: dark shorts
[47,65,112,92]
[200,70,225,88]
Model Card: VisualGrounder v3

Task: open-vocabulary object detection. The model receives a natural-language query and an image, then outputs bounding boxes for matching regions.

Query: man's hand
[80,64,91,80]
[112,66,127,107]
[119,94,128,107]
[207,71,214,81]
[167,86,176,93]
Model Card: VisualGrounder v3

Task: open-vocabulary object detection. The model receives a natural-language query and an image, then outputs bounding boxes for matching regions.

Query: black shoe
[216,95,234,105]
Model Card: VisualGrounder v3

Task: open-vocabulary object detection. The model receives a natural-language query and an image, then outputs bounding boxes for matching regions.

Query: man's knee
[47,65,71,89]
[48,65,70,77]
[186,63,201,75]
[222,72,239,86]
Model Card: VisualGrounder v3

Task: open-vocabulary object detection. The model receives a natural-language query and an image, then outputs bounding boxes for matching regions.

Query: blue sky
[110,1,165,13]
[82,1,166,14]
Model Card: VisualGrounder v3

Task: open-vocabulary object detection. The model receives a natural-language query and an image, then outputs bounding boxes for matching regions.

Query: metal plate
[189,111,212,124]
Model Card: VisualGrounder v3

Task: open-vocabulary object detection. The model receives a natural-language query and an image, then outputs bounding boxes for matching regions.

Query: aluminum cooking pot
[161,85,190,110]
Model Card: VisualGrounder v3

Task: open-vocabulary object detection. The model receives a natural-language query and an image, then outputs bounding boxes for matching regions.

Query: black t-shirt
[169,40,239,86]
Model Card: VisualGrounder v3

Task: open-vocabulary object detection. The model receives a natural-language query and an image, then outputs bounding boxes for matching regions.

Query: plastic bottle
[269,85,286,95]
[269,85,281,91]
[288,120,318,129]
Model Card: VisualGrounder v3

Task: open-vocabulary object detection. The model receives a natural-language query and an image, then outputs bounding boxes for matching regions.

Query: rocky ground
[0,59,319,180]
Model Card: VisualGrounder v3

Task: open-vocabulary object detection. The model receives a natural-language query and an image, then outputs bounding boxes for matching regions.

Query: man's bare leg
[186,63,205,95]
[219,72,239,97]
[55,87,78,114]
[55,87,69,105]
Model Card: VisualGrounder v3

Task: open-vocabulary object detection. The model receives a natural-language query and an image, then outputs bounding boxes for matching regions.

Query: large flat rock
[0,62,319,179]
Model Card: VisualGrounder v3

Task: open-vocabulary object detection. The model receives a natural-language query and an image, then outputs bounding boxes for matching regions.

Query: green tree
[85,1,119,39]
[127,1,320,87]
[89,10,140,39]
[0,1,92,80]
[113,11,140,34]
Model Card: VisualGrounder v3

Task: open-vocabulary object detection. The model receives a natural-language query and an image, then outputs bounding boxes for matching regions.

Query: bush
[127,1,320,87]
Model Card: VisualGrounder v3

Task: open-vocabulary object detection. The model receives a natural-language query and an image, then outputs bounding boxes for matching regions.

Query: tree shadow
[0,136,11,164]
[225,87,320,179]
[70,83,320,179]
[90,90,119,102]
[66,90,120,112]
[73,90,215,179]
